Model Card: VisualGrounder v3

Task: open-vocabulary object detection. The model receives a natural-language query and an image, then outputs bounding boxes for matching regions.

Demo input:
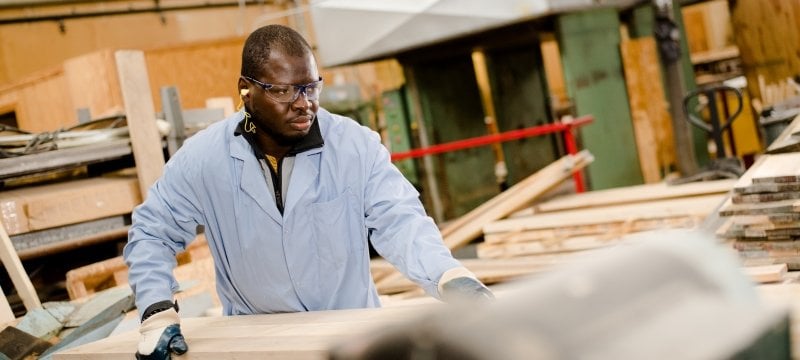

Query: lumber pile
[440,150,594,251]
[477,180,733,260]
[717,153,800,269]
[373,151,594,296]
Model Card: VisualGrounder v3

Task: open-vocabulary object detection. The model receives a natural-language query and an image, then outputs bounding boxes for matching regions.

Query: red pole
[563,123,586,193]
[391,115,593,161]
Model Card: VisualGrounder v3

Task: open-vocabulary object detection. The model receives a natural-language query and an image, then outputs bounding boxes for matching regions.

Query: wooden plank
[718,198,799,216]
[620,37,675,183]
[0,283,14,324]
[484,194,724,235]
[0,176,141,236]
[732,191,800,204]
[531,179,734,213]
[440,151,593,250]
[0,219,41,311]
[748,153,800,184]
[115,50,165,199]
[733,182,800,195]
[53,305,438,359]
[743,264,787,284]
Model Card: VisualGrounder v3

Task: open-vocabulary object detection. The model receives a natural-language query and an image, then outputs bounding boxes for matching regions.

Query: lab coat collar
[232,113,324,159]
[229,111,325,220]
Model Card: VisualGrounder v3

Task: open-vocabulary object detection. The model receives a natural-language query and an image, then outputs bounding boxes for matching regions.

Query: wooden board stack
[478,180,734,259]
[717,153,800,268]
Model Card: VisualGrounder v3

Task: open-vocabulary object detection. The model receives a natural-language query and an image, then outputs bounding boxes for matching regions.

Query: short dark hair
[241,24,313,78]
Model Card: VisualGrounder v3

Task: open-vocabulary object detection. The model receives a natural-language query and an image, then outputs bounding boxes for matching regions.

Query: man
[124,24,493,359]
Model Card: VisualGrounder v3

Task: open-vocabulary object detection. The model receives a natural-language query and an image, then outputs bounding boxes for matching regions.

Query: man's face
[241,48,320,146]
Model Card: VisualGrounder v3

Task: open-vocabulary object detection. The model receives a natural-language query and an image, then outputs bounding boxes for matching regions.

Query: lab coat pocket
[310,188,363,266]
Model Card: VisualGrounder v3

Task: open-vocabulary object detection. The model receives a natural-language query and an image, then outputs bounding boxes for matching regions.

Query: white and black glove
[438,267,494,303]
[136,301,187,360]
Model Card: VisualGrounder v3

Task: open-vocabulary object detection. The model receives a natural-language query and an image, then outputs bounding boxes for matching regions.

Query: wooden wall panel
[731,0,800,101]
[144,38,245,112]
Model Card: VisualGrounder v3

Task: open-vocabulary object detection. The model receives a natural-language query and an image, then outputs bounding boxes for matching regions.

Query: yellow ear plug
[237,88,249,111]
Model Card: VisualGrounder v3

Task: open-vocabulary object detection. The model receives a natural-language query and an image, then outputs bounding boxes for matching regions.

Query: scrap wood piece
[0,219,41,311]
[53,305,438,360]
[440,150,594,251]
[485,216,700,244]
[743,263,788,284]
[484,194,724,235]
[531,179,734,213]
[718,198,799,216]
[733,191,800,204]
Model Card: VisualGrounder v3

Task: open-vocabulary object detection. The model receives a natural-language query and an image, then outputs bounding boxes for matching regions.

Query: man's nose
[291,89,311,108]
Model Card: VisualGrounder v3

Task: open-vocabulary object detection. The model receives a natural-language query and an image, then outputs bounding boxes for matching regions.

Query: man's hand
[438,267,494,303]
[136,307,188,360]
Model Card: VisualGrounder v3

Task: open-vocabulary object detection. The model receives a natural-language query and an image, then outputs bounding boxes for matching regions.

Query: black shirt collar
[234,115,324,158]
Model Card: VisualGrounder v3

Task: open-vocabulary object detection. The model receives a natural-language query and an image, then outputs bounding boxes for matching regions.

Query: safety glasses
[242,76,324,103]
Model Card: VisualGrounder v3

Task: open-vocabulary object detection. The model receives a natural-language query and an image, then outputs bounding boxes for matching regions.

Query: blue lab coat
[124,108,461,315]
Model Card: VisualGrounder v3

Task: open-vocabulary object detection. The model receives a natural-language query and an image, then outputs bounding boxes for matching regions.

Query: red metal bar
[391,115,593,161]
[563,123,586,193]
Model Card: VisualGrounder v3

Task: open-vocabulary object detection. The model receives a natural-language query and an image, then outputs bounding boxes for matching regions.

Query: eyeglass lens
[265,83,322,103]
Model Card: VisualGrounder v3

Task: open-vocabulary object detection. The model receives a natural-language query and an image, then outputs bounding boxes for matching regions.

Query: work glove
[438,267,495,303]
[136,303,188,360]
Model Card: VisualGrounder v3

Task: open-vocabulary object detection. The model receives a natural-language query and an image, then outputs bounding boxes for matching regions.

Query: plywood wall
[0,3,404,132]
[145,38,246,111]
[731,0,800,102]
[0,3,285,86]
